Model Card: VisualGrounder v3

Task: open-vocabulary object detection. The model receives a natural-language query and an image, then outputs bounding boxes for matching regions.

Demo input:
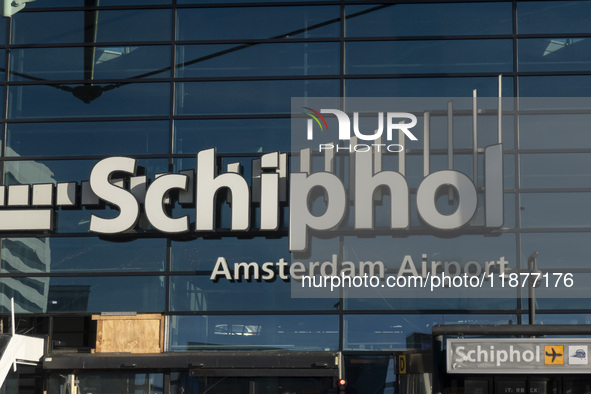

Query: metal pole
[528,251,539,325]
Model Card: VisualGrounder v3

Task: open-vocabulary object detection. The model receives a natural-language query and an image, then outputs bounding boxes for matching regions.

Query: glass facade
[0,1,590,393]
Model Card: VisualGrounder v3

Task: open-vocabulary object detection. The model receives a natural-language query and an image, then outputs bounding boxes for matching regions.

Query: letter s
[89,157,139,234]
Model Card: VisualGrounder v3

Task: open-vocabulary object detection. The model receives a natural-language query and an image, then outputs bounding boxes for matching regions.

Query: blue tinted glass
[520,114,591,149]
[10,46,171,81]
[520,192,591,228]
[174,119,290,154]
[170,276,336,311]
[12,10,172,44]
[345,3,512,37]
[1,237,166,273]
[344,314,517,350]
[7,121,169,156]
[342,234,516,272]
[0,276,165,313]
[0,16,6,43]
[8,83,169,119]
[172,238,288,271]
[346,77,513,97]
[521,233,591,270]
[177,7,339,41]
[518,1,591,34]
[520,154,591,189]
[519,38,591,72]
[345,297,518,311]
[520,76,591,97]
[346,40,513,75]
[4,159,168,184]
[176,80,339,115]
[169,314,339,351]
[176,43,339,77]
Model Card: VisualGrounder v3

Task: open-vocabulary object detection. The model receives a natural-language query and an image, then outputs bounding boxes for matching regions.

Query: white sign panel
[448,338,591,374]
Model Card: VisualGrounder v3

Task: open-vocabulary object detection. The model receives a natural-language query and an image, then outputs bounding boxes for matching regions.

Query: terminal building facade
[0,1,591,393]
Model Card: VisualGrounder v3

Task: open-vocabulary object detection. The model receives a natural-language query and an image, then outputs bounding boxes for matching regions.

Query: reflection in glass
[172,238,288,271]
[520,154,591,189]
[175,80,339,115]
[12,10,172,45]
[1,276,165,313]
[176,43,339,78]
[8,83,169,119]
[520,193,591,228]
[346,40,512,75]
[1,237,166,273]
[519,114,591,149]
[170,276,336,311]
[177,7,339,41]
[521,233,591,270]
[520,76,591,97]
[174,119,290,154]
[344,314,517,350]
[48,372,164,394]
[346,77,513,97]
[10,46,171,81]
[345,3,512,37]
[169,314,338,351]
[517,1,591,34]
[7,121,169,157]
[519,38,591,72]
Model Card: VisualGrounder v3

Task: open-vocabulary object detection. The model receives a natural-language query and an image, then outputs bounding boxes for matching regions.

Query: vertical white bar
[473,89,478,186]
[498,74,503,144]
[398,121,406,176]
[448,101,454,202]
[10,297,15,335]
[423,111,430,177]
[299,148,311,174]
[447,101,453,170]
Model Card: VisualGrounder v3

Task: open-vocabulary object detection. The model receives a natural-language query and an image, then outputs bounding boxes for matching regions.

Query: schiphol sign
[448,338,591,374]
[0,102,504,254]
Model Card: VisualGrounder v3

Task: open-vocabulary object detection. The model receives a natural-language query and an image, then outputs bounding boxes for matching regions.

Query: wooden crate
[92,314,164,353]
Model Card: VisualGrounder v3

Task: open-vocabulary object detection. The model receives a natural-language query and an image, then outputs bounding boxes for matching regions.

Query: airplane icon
[546,348,563,363]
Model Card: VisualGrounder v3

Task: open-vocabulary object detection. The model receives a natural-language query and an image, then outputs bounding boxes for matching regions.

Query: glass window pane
[12,10,172,45]
[521,233,591,270]
[169,314,338,351]
[176,42,339,78]
[520,192,591,228]
[520,153,591,189]
[519,114,591,149]
[346,40,512,75]
[174,119,289,154]
[0,276,165,313]
[518,38,591,72]
[518,1,591,34]
[10,46,171,81]
[346,76,513,97]
[8,83,169,119]
[345,3,512,37]
[172,238,288,271]
[345,314,517,350]
[7,121,169,157]
[177,7,339,41]
[176,80,339,115]
[1,237,166,273]
[170,276,336,311]
[520,76,591,97]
